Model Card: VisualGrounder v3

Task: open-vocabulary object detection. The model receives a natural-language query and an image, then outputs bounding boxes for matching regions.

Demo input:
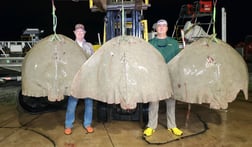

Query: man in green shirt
[143,19,183,137]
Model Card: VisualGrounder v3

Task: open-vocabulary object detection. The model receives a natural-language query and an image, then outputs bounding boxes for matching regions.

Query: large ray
[71,35,173,109]
[168,37,249,109]
[22,34,88,101]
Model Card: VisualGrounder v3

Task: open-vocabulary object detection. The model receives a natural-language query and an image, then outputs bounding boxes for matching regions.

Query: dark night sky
[0,0,251,46]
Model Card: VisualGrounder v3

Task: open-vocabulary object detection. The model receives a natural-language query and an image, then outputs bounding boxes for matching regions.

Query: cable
[142,112,209,145]
[0,109,56,147]
[25,128,56,147]
[102,122,115,147]
[141,97,252,145]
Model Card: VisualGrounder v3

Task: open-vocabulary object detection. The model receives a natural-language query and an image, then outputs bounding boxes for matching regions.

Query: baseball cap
[74,23,85,31]
[156,19,168,25]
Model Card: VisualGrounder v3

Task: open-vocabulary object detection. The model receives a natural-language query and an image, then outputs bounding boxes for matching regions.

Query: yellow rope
[210,0,218,43]
[51,0,60,41]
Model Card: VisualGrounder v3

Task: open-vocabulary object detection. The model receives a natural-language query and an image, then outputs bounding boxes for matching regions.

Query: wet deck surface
[1,63,252,147]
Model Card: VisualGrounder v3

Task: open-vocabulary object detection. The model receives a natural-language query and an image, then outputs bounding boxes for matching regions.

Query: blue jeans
[65,96,93,128]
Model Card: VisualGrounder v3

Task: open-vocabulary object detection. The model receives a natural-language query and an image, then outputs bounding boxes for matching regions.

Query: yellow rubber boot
[168,127,183,136]
[143,127,155,137]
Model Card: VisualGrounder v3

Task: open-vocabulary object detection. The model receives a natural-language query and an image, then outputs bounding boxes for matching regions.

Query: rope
[51,0,60,41]
[210,0,218,43]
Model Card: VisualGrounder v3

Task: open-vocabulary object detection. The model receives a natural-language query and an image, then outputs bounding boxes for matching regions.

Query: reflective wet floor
[0,83,252,147]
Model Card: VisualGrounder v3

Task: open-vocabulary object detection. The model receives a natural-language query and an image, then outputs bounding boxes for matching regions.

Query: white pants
[147,98,176,129]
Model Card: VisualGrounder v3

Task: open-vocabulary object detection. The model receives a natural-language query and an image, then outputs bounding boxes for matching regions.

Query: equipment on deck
[0,28,41,80]
[172,0,213,44]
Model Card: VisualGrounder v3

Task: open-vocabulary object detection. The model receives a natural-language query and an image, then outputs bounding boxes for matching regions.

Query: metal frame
[172,1,213,44]
[0,41,37,81]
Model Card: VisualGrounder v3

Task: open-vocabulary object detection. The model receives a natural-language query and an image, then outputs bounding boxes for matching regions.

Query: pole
[221,7,227,42]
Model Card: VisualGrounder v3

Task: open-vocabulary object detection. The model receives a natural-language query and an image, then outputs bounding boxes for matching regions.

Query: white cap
[156,19,168,25]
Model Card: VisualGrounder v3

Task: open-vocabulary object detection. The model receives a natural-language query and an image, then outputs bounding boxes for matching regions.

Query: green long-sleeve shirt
[149,37,179,63]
